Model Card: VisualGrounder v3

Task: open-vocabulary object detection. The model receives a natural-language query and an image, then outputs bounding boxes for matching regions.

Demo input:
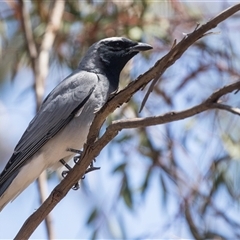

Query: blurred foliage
[1,0,240,239]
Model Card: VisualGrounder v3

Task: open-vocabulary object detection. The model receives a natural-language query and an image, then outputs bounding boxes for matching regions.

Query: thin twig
[210,102,240,115]
[184,201,202,239]
[139,3,240,111]
[106,81,240,130]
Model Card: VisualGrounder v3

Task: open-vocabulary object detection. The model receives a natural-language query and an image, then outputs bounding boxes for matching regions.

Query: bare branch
[19,0,38,60]
[96,81,240,152]
[36,0,65,109]
[14,3,240,239]
[36,172,55,240]
[139,3,240,111]
[17,1,65,239]
[107,81,240,130]
[184,202,202,239]
[35,2,65,240]
[139,75,160,113]
[211,103,240,116]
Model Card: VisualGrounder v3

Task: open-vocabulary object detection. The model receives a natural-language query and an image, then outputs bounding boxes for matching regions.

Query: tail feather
[0,153,46,211]
[0,170,19,197]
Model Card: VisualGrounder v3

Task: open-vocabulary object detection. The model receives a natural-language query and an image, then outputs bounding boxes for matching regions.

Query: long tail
[0,154,46,211]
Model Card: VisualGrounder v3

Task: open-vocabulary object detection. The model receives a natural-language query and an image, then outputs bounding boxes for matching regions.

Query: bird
[0,37,152,211]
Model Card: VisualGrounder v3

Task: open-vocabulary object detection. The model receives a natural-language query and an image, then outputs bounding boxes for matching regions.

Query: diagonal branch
[96,81,240,147]
[211,103,240,115]
[14,3,240,239]
[106,81,240,130]
[139,3,240,111]
[87,3,240,141]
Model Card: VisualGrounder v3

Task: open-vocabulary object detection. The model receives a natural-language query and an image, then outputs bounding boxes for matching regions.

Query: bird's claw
[72,182,80,190]
[86,166,101,174]
[61,170,68,178]
[67,148,82,164]
[81,161,101,179]
[71,149,97,165]
[59,149,100,190]
[61,169,80,190]
[67,148,82,154]
[74,155,80,164]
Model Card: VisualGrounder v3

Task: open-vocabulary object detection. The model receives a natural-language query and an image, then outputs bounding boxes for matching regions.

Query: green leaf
[112,163,127,173]
[86,208,98,225]
[140,167,152,196]
[121,177,133,209]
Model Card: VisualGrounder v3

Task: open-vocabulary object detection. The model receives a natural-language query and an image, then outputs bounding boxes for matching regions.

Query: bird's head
[97,37,152,70]
[79,37,152,89]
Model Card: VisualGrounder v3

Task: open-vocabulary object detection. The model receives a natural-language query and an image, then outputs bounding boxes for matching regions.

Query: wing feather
[0,70,97,185]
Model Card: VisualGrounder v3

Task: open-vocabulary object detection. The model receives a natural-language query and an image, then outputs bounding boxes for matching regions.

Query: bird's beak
[129,42,153,52]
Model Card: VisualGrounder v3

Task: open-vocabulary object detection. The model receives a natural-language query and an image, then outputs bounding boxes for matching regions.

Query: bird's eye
[109,41,122,48]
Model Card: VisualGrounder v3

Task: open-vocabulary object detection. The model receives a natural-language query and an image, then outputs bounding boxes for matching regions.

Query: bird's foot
[68,148,99,171]
[82,160,101,179]
[59,148,100,190]
[67,148,83,164]
[72,151,101,179]
[67,148,82,155]
[62,170,80,190]
[60,159,80,190]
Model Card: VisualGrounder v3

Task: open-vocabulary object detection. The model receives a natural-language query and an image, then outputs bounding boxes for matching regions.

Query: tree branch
[19,0,38,61]
[211,103,240,116]
[96,81,240,150]
[106,81,240,130]
[14,3,240,239]
[36,0,65,108]
[17,1,65,240]
[139,3,240,111]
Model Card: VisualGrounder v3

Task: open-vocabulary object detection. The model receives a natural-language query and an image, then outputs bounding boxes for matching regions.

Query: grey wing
[0,70,97,187]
